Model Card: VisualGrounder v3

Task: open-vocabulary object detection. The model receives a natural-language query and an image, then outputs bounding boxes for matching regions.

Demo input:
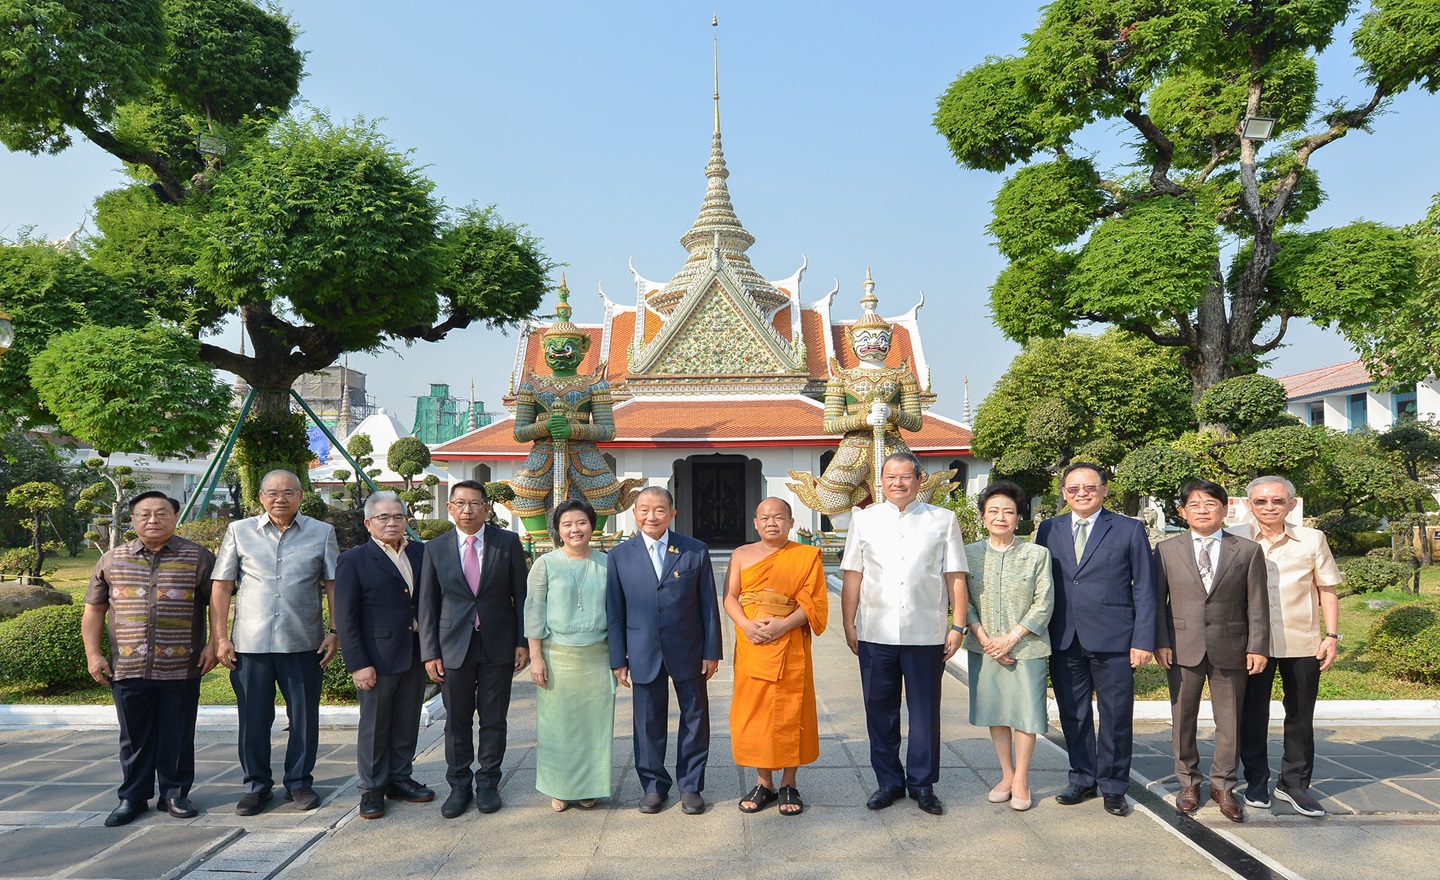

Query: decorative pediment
[633,263,802,377]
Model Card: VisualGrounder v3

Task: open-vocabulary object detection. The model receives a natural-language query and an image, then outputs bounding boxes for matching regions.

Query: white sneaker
[1275,786,1325,818]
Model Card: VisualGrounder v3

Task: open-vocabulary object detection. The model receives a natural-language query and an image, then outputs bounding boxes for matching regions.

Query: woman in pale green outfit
[525,498,614,811]
[963,480,1053,812]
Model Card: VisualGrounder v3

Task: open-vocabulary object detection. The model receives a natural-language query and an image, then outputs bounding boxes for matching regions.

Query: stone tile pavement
[1,565,1437,880]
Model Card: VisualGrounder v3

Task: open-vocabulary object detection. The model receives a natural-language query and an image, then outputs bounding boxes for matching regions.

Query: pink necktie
[464,534,481,628]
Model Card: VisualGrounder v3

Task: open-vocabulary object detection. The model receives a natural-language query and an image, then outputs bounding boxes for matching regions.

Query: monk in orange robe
[724,498,829,816]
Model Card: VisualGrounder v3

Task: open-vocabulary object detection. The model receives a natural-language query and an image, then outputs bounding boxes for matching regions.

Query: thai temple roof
[433,27,965,461]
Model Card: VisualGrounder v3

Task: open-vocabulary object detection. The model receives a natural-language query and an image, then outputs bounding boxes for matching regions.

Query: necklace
[560,549,592,612]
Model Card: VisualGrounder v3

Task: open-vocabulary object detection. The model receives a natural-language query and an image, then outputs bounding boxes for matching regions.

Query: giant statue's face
[851,326,892,364]
[543,335,587,372]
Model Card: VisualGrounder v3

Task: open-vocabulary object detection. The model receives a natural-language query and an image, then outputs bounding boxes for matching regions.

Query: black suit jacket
[417,524,527,668]
[333,538,426,676]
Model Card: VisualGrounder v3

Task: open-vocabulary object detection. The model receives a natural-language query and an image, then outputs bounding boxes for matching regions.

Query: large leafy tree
[935,0,1440,398]
[1,1,552,470]
[972,329,1194,480]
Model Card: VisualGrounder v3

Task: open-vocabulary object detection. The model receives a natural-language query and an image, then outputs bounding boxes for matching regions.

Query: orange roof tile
[1277,361,1373,399]
[433,399,972,458]
[800,309,830,379]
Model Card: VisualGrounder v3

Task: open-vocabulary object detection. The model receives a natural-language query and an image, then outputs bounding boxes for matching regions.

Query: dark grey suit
[417,525,527,792]
[1154,531,1269,793]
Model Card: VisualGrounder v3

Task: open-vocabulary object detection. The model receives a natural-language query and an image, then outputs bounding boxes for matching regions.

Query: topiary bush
[414,519,456,541]
[176,516,234,552]
[0,603,93,692]
[1337,556,1412,595]
[1368,601,1440,685]
[320,610,357,702]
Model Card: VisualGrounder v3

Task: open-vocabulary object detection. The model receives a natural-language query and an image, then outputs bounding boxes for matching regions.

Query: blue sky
[3,1,1437,426]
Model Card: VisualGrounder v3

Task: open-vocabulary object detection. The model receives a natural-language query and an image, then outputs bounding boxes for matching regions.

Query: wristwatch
[1324,632,1342,642]
[950,624,969,636]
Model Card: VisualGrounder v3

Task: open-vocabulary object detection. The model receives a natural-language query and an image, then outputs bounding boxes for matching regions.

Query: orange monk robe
[730,542,829,769]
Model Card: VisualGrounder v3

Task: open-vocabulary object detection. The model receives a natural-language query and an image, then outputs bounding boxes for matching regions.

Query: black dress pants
[113,677,201,802]
[232,651,322,794]
[441,629,514,791]
[1240,655,1321,791]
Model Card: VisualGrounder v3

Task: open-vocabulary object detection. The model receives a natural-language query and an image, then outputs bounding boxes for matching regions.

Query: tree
[971,329,1194,486]
[387,435,437,516]
[1377,419,1440,571]
[1113,444,1201,525]
[935,0,1440,399]
[29,324,232,458]
[5,482,66,579]
[2,1,553,478]
[0,241,147,426]
[0,431,76,550]
[73,458,137,551]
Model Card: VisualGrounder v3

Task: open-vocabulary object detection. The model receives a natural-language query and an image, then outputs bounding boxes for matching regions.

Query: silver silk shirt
[841,499,968,645]
[215,513,339,653]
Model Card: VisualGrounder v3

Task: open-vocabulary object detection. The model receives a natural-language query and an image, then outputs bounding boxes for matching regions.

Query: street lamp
[0,311,13,359]
[1241,116,1277,140]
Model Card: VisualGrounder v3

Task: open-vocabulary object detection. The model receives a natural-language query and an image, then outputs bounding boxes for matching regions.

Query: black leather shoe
[680,791,705,815]
[158,796,198,818]
[285,788,321,811]
[638,791,667,814]
[475,786,501,814]
[1055,784,1099,806]
[440,787,472,819]
[910,789,944,815]
[1103,793,1130,816]
[385,778,435,803]
[866,787,905,810]
[104,799,147,827]
[234,790,272,816]
[359,790,384,819]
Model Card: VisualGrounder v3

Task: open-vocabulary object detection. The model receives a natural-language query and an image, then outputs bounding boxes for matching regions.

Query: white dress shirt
[1190,529,1224,593]
[840,500,967,645]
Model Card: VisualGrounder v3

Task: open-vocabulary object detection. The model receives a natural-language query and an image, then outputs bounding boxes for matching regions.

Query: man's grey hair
[260,469,301,490]
[636,485,675,507]
[364,490,407,518]
[882,451,923,478]
[1246,475,1296,499]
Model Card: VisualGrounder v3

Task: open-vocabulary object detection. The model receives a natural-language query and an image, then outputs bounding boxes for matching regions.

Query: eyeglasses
[1184,500,1223,512]
[132,510,176,520]
[448,500,488,509]
[1249,498,1290,507]
[369,514,408,523]
[1063,484,1103,496]
[260,489,301,499]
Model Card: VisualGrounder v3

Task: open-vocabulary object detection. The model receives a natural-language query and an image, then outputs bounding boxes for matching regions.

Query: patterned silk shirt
[84,535,216,681]
[215,513,339,654]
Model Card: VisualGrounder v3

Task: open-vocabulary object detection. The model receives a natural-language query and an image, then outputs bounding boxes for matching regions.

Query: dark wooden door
[691,460,746,543]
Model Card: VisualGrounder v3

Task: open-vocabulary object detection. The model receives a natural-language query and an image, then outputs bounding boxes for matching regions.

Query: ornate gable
[637,269,799,376]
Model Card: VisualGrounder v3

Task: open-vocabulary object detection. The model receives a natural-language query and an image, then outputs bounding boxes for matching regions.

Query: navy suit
[334,538,427,792]
[606,530,723,796]
[1036,508,1157,796]
[417,525,528,792]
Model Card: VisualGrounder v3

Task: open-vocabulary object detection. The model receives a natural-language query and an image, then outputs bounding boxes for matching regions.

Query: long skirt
[535,640,616,801]
[967,652,1049,735]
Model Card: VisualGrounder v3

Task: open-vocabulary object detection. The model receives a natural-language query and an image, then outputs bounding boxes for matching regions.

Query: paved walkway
[2,566,1438,880]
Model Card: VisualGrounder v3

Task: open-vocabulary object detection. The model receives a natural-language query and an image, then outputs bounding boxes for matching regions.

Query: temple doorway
[673,453,763,547]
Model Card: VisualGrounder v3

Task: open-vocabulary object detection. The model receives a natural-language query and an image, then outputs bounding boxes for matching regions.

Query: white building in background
[61,447,213,507]
[308,408,450,518]
[1278,361,1440,431]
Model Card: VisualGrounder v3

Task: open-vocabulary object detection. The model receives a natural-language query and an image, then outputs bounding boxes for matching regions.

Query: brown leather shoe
[1175,785,1201,815]
[1212,787,1245,823]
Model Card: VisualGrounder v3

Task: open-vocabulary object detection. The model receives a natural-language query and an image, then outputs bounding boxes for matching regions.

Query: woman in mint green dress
[525,499,614,811]
[963,480,1053,812]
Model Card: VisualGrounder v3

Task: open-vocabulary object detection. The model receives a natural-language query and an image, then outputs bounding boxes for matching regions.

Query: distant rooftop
[1277,360,1373,399]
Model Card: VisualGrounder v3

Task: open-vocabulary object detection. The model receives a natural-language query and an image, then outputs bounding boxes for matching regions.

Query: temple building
[430,76,985,545]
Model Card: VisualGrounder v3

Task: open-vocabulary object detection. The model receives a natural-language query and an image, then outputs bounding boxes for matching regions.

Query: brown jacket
[1154,531,1269,669]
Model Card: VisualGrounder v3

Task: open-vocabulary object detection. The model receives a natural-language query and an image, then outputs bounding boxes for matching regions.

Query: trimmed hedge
[1368,601,1440,685]
[0,603,93,692]
[1337,556,1412,595]
[414,519,455,541]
